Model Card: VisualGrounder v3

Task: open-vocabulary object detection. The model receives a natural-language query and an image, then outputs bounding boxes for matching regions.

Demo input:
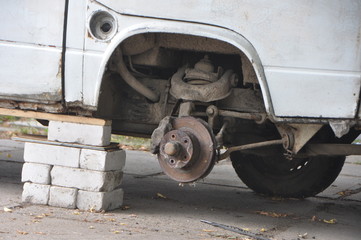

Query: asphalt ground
[0,139,360,240]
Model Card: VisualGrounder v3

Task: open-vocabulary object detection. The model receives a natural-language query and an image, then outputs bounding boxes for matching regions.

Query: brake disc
[157,117,216,183]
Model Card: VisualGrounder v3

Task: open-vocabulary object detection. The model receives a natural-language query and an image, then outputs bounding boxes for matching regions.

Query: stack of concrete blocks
[21,120,126,211]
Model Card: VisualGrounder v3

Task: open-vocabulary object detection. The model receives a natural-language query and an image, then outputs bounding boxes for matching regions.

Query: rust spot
[35,43,58,48]
[56,58,62,79]
[1,39,16,44]
[87,31,94,39]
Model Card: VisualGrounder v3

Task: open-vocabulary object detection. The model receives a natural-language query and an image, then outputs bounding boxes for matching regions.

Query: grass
[0,115,20,123]
[111,135,150,151]
[18,126,47,136]
[0,116,47,138]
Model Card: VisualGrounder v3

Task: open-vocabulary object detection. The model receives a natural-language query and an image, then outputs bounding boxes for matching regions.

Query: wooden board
[13,135,120,151]
[0,108,111,126]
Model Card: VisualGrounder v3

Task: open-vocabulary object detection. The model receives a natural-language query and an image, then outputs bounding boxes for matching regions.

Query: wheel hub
[156,117,216,183]
[160,129,199,169]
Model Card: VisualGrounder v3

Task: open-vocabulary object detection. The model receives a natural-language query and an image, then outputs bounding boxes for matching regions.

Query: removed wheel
[231,152,345,198]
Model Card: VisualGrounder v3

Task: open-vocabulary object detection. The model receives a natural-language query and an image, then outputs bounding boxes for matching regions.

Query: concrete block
[49,186,78,209]
[48,121,111,146]
[77,188,124,211]
[24,142,80,168]
[22,183,50,205]
[51,166,123,192]
[80,149,126,171]
[21,162,52,184]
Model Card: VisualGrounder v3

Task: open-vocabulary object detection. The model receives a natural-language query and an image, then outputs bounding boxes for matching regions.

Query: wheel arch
[94,21,275,117]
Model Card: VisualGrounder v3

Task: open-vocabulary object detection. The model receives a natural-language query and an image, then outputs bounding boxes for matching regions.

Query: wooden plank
[0,108,111,126]
[13,135,120,151]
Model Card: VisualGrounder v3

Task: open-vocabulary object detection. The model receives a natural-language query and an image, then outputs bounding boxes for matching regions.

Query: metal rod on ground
[201,220,272,240]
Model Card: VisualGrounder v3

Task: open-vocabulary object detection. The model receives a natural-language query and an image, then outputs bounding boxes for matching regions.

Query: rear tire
[231,152,345,198]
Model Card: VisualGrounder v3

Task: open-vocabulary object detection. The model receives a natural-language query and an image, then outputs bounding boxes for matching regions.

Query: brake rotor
[158,117,216,183]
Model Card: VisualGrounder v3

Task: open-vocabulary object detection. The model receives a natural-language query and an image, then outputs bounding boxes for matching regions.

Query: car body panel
[0,0,66,103]
[96,0,361,119]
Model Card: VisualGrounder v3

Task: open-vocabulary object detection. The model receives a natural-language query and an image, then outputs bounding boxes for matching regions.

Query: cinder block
[49,186,78,209]
[21,162,52,184]
[77,188,124,211]
[51,166,123,192]
[24,142,80,168]
[80,149,126,171]
[22,183,50,205]
[48,121,111,146]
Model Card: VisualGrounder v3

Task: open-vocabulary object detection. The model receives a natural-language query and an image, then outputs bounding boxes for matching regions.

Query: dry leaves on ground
[3,207,13,213]
[311,215,337,224]
[255,211,289,218]
[17,231,28,235]
[156,193,167,199]
[323,219,337,224]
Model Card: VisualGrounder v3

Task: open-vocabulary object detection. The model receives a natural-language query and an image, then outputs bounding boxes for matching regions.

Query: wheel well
[118,33,259,85]
[96,32,264,136]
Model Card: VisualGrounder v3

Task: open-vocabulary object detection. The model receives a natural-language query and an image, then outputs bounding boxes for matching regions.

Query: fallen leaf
[202,229,216,232]
[35,232,46,235]
[337,190,352,197]
[323,219,337,224]
[255,211,288,218]
[113,230,121,234]
[298,232,308,238]
[336,188,361,198]
[89,226,95,229]
[156,193,167,199]
[129,214,137,218]
[3,207,13,213]
[73,211,81,215]
[89,206,96,213]
[121,205,131,210]
[17,231,29,235]
[270,197,285,201]
[119,223,127,226]
[260,228,267,232]
[107,218,116,222]
[34,215,44,219]
[103,213,114,216]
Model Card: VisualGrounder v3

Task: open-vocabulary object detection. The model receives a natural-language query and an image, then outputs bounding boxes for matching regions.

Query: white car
[1,0,361,198]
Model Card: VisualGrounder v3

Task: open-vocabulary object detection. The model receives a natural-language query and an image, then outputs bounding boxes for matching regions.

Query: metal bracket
[276,123,323,154]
